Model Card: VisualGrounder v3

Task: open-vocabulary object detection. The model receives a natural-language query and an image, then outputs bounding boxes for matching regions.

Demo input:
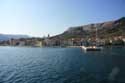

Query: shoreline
[0,45,124,48]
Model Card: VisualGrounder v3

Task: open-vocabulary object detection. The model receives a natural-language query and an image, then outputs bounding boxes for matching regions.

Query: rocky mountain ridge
[52,17,125,39]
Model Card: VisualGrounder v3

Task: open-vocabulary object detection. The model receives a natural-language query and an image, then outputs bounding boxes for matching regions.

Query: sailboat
[81,45,102,51]
[81,27,103,51]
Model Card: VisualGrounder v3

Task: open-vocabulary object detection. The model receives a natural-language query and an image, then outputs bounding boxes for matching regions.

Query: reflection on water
[0,46,125,83]
[108,67,120,81]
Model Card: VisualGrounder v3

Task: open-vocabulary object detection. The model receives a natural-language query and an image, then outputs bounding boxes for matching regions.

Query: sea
[0,46,125,83]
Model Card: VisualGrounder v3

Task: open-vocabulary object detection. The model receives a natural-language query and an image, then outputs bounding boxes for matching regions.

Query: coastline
[0,45,124,48]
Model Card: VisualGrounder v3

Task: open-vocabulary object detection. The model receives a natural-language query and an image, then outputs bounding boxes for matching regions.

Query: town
[0,35,125,47]
[0,17,125,47]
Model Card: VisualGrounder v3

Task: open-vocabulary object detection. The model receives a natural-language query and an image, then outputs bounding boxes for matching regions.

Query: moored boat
[81,46,102,51]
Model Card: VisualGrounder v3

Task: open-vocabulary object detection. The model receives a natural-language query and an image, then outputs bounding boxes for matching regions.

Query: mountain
[52,17,125,40]
[0,34,29,41]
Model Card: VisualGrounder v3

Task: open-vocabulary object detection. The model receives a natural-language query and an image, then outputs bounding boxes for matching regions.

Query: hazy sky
[0,0,125,37]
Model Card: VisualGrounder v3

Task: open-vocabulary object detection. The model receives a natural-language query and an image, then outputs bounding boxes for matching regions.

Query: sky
[0,0,125,37]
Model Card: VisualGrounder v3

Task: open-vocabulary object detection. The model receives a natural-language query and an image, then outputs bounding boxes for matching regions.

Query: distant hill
[52,17,125,39]
[0,34,29,41]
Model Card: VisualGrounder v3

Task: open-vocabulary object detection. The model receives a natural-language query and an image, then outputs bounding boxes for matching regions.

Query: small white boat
[81,27,103,51]
[81,46,102,51]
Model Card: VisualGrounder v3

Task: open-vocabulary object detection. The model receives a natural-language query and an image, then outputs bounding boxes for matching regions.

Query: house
[34,41,43,47]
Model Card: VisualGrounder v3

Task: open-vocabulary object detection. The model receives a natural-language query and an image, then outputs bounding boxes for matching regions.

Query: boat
[81,46,102,51]
[81,27,103,51]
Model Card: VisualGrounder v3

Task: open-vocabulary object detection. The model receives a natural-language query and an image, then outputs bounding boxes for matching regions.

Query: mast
[96,27,98,46]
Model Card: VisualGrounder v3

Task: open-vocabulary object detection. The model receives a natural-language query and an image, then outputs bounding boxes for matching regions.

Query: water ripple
[0,47,125,83]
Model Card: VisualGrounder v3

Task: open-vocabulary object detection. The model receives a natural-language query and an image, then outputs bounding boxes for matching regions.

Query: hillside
[0,34,29,41]
[52,17,125,40]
